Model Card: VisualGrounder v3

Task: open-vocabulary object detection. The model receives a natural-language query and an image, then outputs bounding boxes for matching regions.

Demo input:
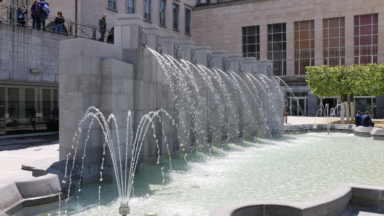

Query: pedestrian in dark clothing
[361,111,375,127]
[17,5,28,27]
[31,0,41,30]
[28,107,37,131]
[54,11,65,34]
[39,0,50,31]
[99,14,107,42]
[354,111,363,126]
[284,102,290,124]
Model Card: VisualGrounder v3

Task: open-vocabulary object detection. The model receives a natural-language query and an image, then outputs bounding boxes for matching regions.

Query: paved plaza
[0,135,58,183]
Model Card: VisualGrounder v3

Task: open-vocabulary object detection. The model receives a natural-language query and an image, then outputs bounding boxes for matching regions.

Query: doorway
[289,97,306,116]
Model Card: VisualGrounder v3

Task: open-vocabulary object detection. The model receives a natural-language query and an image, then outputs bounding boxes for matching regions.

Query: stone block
[12,71,27,80]
[1,30,12,41]
[49,65,59,74]
[354,126,373,137]
[0,49,12,60]
[42,73,56,83]
[117,94,134,111]
[15,178,53,199]
[0,70,10,80]
[1,40,13,51]
[0,56,12,70]
[0,183,23,212]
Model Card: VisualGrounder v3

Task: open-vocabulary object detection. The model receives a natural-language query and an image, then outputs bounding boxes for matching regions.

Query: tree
[306,64,384,121]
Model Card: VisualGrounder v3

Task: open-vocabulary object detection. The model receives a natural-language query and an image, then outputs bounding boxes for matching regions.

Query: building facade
[3,0,195,41]
[192,0,384,118]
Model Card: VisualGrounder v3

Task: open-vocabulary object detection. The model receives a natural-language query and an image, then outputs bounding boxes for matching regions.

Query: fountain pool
[17,132,384,216]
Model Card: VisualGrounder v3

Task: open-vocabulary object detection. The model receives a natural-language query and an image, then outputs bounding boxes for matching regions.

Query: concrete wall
[0,23,63,83]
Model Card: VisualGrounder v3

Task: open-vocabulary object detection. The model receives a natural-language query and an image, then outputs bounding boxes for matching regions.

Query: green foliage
[306,64,384,98]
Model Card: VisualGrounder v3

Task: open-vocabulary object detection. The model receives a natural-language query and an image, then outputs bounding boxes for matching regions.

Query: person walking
[361,111,375,127]
[16,5,28,27]
[39,0,50,31]
[54,11,65,34]
[284,102,290,124]
[99,14,107,42]
[30,0,41,30]
[354,111,363,127]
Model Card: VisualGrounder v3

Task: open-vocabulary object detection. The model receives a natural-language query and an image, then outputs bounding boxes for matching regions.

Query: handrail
[0,2,114,43]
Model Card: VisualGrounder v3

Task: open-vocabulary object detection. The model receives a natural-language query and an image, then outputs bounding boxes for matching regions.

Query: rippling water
[31,133,384,216]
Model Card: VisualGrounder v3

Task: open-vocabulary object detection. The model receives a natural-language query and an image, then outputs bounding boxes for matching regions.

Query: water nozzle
[119,206,130,216]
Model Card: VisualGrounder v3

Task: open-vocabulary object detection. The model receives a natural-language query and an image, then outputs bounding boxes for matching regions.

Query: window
[294,20,315,75]
[159,0,166,26]
[107,0,116,10]
[268,23,286,76]
[127,0,134,14]
[323,18,345,67]
[354,14,378,65]
[185,9,191,34]
[242,26,260,60]
[173,4,179,31]
[144,0,151,21]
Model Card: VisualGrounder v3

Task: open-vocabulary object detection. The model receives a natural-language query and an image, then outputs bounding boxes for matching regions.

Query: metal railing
[0,2,114,44]
[107,0,117,10]
[127,6,134,14]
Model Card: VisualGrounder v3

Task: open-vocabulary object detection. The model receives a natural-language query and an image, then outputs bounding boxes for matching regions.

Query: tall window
[185,9,191,34]
[294,20,314,75]
[127,0,134,14]
[323,18,345,67]
[173,4,179,31]
[354,14,378,65]
[242,26,260,60]
[144,0,151,21]
[107,0,116,9]
[159,0,166,26]
[268,23,286,76]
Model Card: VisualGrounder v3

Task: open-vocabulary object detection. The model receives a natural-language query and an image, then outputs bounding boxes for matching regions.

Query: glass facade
[144,0,151,21]
[323,18,345,67]
[127,0,134,14]
[185,9,191,34]
[354,14,378,64]
[295,20,315,75]
[0,85,59,136]
[268,23,286,76]
[159,0,166,26]
[242,26,260,60]
[173,4,179,31]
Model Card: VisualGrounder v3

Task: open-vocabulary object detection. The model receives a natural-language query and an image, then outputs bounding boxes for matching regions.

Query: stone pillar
[314,15,324,66]
[243,57,258,138]
[256,60,272,76]
[286,20,295,77]
[179,40,195,62]
[114,14,147,172]
[345,13,355,66]
[142,24,163,164]
[59,38,124,183]
[161,33,180,157]
[260,24,268,61]
[211,50,226,69]
[227,55,242,74]
[195,46,213,147]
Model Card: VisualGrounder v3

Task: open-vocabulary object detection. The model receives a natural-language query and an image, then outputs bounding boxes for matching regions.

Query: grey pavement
[0,135,59,182]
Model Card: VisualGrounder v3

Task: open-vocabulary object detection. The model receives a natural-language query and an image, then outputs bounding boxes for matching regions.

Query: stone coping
[0,161,79,216]
[284,124,384,140]
[211,183,384,216]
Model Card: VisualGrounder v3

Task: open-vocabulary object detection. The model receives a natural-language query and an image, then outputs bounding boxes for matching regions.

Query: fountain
[54,13,284,215]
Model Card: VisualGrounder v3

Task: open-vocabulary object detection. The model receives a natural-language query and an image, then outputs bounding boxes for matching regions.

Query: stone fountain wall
[59,14,284,184]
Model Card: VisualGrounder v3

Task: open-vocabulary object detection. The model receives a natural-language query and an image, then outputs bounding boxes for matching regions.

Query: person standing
[99,14,107,42]
[361,111,375,127]
[54,11,65,34]
[16,5,28,27]
[39,0,50,31]
[284,102,290,124]
[31,0,41,30]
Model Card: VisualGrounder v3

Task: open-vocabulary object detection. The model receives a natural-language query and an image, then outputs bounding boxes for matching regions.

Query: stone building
[0,0,383,138]
[192,0,384,118]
